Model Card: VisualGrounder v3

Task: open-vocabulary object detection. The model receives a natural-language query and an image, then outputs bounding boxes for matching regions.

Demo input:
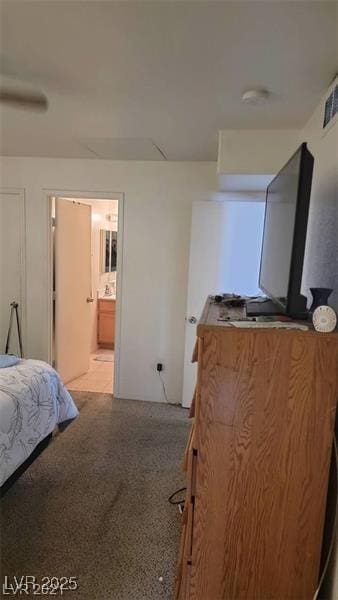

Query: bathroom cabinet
[97,298,115,348]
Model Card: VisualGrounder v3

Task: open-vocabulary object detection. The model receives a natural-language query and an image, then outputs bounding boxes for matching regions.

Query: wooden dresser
[97,298,115,348]
[176,296,338,600]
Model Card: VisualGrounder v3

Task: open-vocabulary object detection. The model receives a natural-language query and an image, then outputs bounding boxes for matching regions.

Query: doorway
[48,192,123,396]
[182,198,265,407]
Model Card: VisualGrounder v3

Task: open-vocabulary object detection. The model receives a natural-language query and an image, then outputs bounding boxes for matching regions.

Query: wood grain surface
[178,297,338,600]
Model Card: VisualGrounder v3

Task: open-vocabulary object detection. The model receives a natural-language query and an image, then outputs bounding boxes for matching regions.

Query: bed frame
[0,433,53,498]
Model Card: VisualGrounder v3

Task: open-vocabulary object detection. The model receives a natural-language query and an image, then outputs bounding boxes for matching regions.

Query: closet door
[0,191,26,355]
[182,200,265,408]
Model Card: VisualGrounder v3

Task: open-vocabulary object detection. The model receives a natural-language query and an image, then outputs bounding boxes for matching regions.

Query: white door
[182,200,265,408]
[0,192,25,355]
[55,199,92,383]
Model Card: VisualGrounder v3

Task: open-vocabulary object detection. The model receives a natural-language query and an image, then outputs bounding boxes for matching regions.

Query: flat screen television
[247,142,314,319]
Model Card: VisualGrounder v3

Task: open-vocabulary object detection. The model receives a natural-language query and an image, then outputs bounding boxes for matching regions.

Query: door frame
[45,189,124,397]
[0,187,27,354]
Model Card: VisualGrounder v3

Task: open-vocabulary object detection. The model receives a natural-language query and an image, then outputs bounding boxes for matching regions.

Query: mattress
[0,359,78,486]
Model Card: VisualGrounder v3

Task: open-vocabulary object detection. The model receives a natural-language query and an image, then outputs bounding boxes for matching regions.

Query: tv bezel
[258,142,314,318]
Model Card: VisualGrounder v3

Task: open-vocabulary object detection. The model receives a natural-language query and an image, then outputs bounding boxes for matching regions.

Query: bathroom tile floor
[67,350,114,393]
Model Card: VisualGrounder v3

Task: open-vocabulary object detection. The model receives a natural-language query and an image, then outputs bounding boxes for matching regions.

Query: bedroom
[1,1,338,599]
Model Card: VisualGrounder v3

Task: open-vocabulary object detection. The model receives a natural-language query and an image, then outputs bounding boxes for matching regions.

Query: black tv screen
[259,143,314,317]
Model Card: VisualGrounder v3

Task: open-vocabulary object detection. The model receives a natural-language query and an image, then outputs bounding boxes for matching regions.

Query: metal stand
[5,301,23,358]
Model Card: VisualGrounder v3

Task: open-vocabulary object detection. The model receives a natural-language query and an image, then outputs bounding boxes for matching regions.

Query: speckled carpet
[1,393,189,599]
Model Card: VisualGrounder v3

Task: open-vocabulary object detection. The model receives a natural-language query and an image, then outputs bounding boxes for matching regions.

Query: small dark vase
[309,287,333,311]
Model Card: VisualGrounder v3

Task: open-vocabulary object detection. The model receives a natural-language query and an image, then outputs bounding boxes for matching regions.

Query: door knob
[188,316,197,324]
[86,297,94,303]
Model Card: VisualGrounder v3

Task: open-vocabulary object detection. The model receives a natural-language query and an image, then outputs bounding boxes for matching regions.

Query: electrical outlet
[156,362,164,372]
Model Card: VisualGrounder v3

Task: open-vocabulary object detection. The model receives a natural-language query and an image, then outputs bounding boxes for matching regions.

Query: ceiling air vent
[323,83,337,129]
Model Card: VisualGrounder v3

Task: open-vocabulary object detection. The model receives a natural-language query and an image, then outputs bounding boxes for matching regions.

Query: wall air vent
[323,83,337,129]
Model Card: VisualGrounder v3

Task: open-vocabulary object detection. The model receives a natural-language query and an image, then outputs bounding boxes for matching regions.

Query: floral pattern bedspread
[0,359,78,486]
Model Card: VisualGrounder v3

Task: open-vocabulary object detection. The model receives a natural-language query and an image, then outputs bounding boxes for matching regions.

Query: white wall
[300,80,338,600]
[218,85,338,598]
[0,158,216,403]
[0,191,25,356]
[218,81,338,315]
[301,81,338,312]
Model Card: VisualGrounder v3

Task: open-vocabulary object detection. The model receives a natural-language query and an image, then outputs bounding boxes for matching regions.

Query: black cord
[168,487,186,505]
[158,371,169,403]
[313,433,338,599]
[157,370,181,406]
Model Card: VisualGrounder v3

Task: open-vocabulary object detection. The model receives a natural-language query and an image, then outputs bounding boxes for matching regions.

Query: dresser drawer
[98,300,115,347]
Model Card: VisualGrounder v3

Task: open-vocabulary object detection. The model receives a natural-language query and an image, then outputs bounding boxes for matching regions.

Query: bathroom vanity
[97,298,115,348]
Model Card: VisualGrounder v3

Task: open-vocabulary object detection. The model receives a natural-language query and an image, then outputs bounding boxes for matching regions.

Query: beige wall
[217,129,299,174]
[0,158,216,403]
[300,80,338,600]
[300,81,338,312]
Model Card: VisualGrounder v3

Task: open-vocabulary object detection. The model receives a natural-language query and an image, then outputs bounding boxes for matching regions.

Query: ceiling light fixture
[242,89,270,105]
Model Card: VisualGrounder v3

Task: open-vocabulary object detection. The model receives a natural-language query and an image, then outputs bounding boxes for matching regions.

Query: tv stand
[246,297,284,317]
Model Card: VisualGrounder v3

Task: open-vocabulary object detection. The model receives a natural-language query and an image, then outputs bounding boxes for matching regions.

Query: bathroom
[66,198,119,394]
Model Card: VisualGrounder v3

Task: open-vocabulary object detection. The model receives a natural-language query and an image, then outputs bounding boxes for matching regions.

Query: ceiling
[0,0,337,161]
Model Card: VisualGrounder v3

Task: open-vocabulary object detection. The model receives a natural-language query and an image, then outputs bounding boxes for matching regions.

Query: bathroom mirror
[101,230,117,273]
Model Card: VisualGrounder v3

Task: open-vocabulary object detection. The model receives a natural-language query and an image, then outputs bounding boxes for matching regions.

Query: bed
[0,359,78,492]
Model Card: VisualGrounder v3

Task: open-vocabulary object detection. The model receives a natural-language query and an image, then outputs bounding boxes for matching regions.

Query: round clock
[312,305,337,333]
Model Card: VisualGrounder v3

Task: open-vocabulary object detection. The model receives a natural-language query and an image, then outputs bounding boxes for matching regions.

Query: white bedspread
[0,359,78,486]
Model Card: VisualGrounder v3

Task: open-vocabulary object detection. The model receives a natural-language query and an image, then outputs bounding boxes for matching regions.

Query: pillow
[0,355,20,368]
